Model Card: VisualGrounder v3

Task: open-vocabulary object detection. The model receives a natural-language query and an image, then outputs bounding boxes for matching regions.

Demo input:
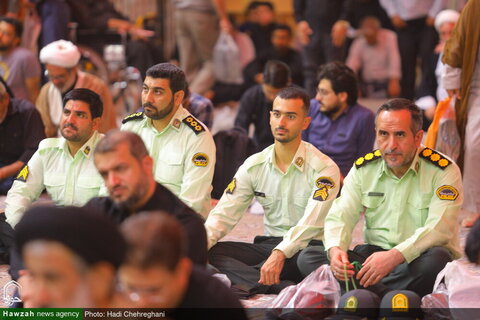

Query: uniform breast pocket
[156,153,183,185]
[44,174,65,196]
[77,176,103,204]
[408,193,431,227]
[256,195,274,214]
[361,193,386,229]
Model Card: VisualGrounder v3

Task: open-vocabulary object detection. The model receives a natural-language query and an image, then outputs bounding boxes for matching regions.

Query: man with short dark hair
[121,63,215,218]
[303,61,375,177]
[118,212,247,319]
[301,98,462,297]
[235,60,291,151]
[15,205,126,308]
[84,130,207,265]
[206,86,340,294]
[5,88,106,227]
[0,16,41,102]
[0,80,45,194]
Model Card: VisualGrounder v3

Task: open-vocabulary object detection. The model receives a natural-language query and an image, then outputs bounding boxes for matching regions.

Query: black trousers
[208,236,325,294]
[395,17,438,99]
[299,244,452,297]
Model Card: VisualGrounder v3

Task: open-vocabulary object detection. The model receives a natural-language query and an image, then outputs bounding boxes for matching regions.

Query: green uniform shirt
[205,141,341,258]
[5,131,106,227]
[121,106,216,218]
[324,147,463,263]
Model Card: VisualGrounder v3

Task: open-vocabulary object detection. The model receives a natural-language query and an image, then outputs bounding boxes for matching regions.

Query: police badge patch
[316,176,335,189]
[436,185,458,201]
[313,187,329,201]
[192,153,209,167]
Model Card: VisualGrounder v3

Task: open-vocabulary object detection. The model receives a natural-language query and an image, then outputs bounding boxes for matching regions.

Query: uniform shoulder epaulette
[419,147,451,169]
[355,150,382,169]
[182,115,205,135]
[38,137,62,151]
[122,112,144,124]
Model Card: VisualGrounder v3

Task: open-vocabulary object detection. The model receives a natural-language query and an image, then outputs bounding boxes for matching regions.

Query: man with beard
[302,61,375,178]
[5,88,106,228]
[301,98,463,297]
[36,40,117,137]
[84,130,207,265]
[121,63,215,218]
[206,87,340,294]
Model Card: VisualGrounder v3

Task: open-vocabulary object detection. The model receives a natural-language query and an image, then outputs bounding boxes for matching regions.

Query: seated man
[235,60,291,151]
[303,61,375,177]
[206,87,341,294]
[121,63,215,218]
[5,88,106,227]
[244,24,303,88]
[346,16,401,98]
[15,206,126,308]
[0,17,40,102]
[0,80,45,194]
[301,98,462,297]
[84,130,207,265]
[119,212,248,319]
[37,40,117,137]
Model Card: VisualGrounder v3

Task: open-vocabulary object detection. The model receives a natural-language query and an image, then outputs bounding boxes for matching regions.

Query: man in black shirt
[119,212,247,319]
[84,130,207,265]
[234,60,291,151]
[0,80,45,194]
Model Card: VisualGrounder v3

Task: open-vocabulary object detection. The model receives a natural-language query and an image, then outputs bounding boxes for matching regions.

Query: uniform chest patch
[192,153,209,167]
[436,185,458,201]
[15,165,29,182]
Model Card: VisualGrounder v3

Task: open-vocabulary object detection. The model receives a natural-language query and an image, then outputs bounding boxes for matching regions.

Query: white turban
[39,40,81,68]
[434,9,460,32]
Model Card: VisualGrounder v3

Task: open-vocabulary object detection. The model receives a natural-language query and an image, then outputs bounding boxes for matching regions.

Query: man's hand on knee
[329,246,354,281]
[259,250,286,285]
[357,249,404,287]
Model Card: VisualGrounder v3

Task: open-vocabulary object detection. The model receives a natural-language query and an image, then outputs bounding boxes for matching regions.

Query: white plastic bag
[213,32,243,84]
[270,265,340,320]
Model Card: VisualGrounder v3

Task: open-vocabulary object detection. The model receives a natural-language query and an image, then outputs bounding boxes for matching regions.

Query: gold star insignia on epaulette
[173,118,181,129]
[295,157,304,167]
[122,112,144,124]
[183,116,205,135]
[355,150,382,168]
[419,147,451,169]
[84,146,91,156]
[313,187,329,201]
[225,178,236,194]
[15,165,29,182]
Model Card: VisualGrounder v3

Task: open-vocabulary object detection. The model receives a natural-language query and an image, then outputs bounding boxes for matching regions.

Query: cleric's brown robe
[442,0,480,170]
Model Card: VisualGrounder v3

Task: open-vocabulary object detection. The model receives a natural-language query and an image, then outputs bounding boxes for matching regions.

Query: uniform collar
[60,130,100,159]
[268,141,306,172]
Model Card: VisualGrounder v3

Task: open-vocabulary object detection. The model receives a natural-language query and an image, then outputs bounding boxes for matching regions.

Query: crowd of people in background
[0,0,479,316]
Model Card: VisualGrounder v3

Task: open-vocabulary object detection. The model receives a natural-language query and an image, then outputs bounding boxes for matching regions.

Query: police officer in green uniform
[5,88,107,227]
[205,87,341,294]
[301,98,463,297]
[121,63,215,218]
